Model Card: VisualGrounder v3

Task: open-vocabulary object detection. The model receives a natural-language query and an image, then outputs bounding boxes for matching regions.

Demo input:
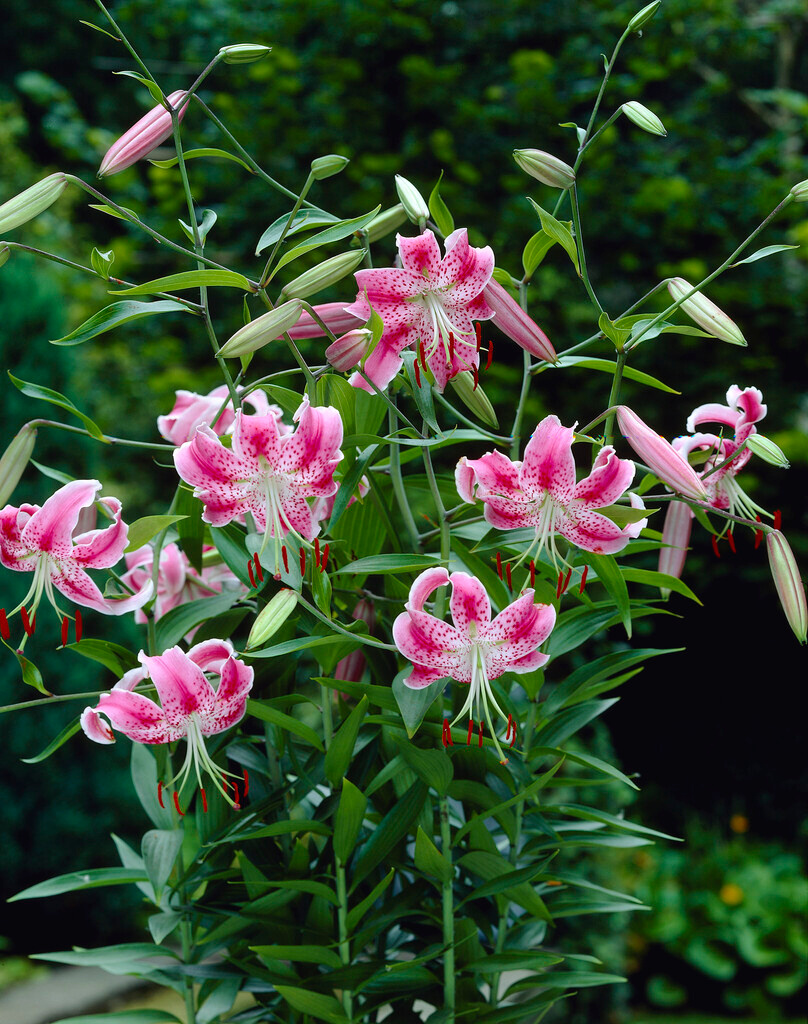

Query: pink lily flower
[99,90,190,178]
[616,406,707,501]
[344,228,495,392]
[482,280,557,363]
[173,397,343,576]
[0,479,153,625]
[393,568,555,763]
[157,385,285,446]
[456,414,638,567]
[672,385,769,520]
[121,543,245,627]
[81,640,253,805]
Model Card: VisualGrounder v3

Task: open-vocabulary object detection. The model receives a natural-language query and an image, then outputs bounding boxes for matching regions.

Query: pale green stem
[27,419,175,451]
[321,680,334,749]
[293,595,398,651]
[388,401,421,552]
[255,290,317,392]
[570,184,603,315]
[335,860,353,1017]
[603,349,628,447]
[260,172,315,286]
[0,690,104,715]
[440,797,455,1021]
[93,0,158,85]
[510,282,534,458]
[433,391,511,443]
[422,434,450,619]
[176,838,197,1024]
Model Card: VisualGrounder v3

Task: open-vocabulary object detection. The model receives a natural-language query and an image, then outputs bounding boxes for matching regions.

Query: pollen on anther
[472,364,479,391]
[61,616,69,647]
[754,515,763,549]
[321,544,330,572]
[419,339,427,371]
[415,360,422,388]
[281,546,289,573]
[242,769,250,797]
[449,332,455,361]
[200,789,208,813]
[233,782,241,808]
[774,509,782,531]
[556,571,564,599]
[442,718,454,747]
[314,538,321,566]
[496,551,503,580]
[711,535,721,559]
[247,559,256,588]
[727,530,736,554]
[157,782,165,808]
[579,565,589,594]
[20,606,34,636]
[485,338,493,371]
[173,791,184,816]
[299,546,306,574]
[466,720,474,745]
[0,609,10,641]
[253,553,264,582]
[529,560,535,587]
[475,322,481,352]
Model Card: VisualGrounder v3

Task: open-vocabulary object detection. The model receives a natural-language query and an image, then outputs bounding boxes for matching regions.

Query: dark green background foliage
[1,0,806,1013]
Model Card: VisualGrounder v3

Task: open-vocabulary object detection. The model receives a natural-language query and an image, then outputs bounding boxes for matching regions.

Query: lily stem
[570,183,604,315]
[335,859,353,1017]
[603,348,628,447]
[422,428,450,619]
[510,282,533,458]
[439,796,456,1022]
[388,399,421,552]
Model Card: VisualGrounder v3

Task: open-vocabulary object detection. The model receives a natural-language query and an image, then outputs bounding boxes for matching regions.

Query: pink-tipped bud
[658,500,693,594]
[766,530,807,644]
[616,406,708,501]
[325,328,373,372]
[99,90,190,178]
[482,280,556,363]
[667,278,747,347]
[334,599,375,682]
[284,302,365,341]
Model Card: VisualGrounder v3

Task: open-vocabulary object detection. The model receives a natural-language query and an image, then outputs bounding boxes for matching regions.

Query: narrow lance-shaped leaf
[51,300,194,347]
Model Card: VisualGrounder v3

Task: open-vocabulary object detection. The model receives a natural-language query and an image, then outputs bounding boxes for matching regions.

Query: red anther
[466,720,474,745]
[579,565,589,594]
[414,360,422,388]
[253,553,264,582]
[314,538,321,566]
[20,606,34,636]
[247,558,256,588]
[242,769,250,797]
[0,610,9,642]
[774,509,782,531]
[233,782,241,809]
[754,515,763,549]
[61,617,69,647]
[529,560,535,588]
[74,609,82,643]
[510,728,517,747]
[506,562,512,589]
[173,791,185,816]
[299,546,306,575]
[157,782,164,808]
[478,720,484,748]
[556,571,564,599]
[485,338,493,371]
[496,551,503,580]
[472,364,479,391]
[475,322,481,352]
[727,530,736,554]
[320,544,330,572]
[200,789,208,813]
[419,339,427,372]
[711,535,721,559]
[281,546,289,573]
[505,713,514,741]
[442,718,454,747]
[449,332,455,361]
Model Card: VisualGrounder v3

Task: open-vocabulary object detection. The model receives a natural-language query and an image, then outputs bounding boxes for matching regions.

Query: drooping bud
[658,500,693,596]
[450,370,498,428]
[666,278,747,347]
[0,174,67,234]
[246,589,299,649]
[746,433,790,469]
[99,90,189,178]
[334,599,375,682]
[310,154,350,181]
[285,302,365,341]
[628,1,662,31]
[482,280,556,362]
[218,299,303,357]
[621,101,667,137]
[512,149,576,190]
[789,179,808,203]
[364,204,408,243]
[616,406,708,501]
[281,251,364,300]
[394,175,429,225]
[766,531,807,644]
[326,328,373,372]
[0,424,37,505]
[218,43,272,64]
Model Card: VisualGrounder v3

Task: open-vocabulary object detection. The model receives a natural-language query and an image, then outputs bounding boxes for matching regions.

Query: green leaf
[351,782,427,889]
[50,301,193,347]
[123,515,187,553]
[346,869,394,931]
[31,942,177,967]
[65,638,139,677]
[334,778,368,863]
[209,523,251,585]
[8,374,106,441]
[597,312,631,348]
[155,591,240,650]
[78,19,121,41]
[91,247,114,279]
[620,566,702,602]
[246,632,365,659]
[527,199,580,274]
[267,207,381,273]
[544,648,680,716]
[113,70,165,105]
[324,695,369,786]
[12,648,50,695]
[392,670,445,738]
[730,243,798,267]
[131,744,173,830]
[554,355,680,394]
[232,819,332,841]
[402,350,440,432]
[414,826,452,882]
[457,862,550,907]
[274,987,348,1024]
[532,699,618,748]
[398,741,453,795]
[149,147,255,173]
[141,830,183,897]
[598,502,656,528]
[253,945,342,969]
[587,553,631,638]
[459,851,550,920]
[332,553,439,576]
[466,950,563,973]
[428,171,455,237]
[22,719,81,763]
[328,444,378,532]
[9,868,150,901]
[246,700,324,751]
[540,970,627,988]
[522,230,556,279]
[31,459,75,485]
[557,803,682,841]
[255,209,340,254]
[315,373,357,437]
[88,203,139,222]
[50,1013,182,1024]
[109,270,253,296]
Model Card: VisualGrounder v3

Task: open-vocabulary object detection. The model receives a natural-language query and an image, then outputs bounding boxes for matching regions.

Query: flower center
[420,292,472,369]
[449,643,512,764]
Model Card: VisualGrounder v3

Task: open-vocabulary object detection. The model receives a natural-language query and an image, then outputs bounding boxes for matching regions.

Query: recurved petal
[573,446,635,508]
[520,415,576,501]
[174,424,252,490]
[393,608,467,677]
[403,663,447,689]
[72,497,128,568]
[0,505,39,569]
[461,451,523,500]
[20,479,102,559]
[481,494,537,531]
[186,638,235,673]
[201,653,253,735]
[557,506,633,555]
[138,646,216,728]
[49,561,125,613]
[506,648,549,674]
[90,689,182,744]
[485,592,556,670]
[437,229,495,305]
[406,566,450,611]
[230,409,282,464]
[685,401,738,433]
[449,572,491,633]
[397,230,443,280]
[80,707,116,744]
[728,385,767,437]
[350,322,422,393]
[276,399,343,486]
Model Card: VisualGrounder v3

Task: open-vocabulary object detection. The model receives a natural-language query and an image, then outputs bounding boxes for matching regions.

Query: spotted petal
[520,415,576,502]
[20,480,103,559]
[138,646,216,729]
[573,446,635,509]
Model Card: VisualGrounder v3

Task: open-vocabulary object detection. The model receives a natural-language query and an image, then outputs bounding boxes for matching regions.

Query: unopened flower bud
[247,588,299,649]
[513,149,576,190]
[483,280,556,362]
[218,43,272,64]
[667,278,747,347]
[287,302,365,341]
[0,173,67,234]
[621,101,667,137]
[365,204,408,243]
[766,531,807,644]
[99,90,189,178]
[658,500,692,596]
[311,154,350,181]
[395,175,429,224]
[616,406,708,501]
[746,434,789,468]
[281,251,364,300]
[0,244,10,267]
[218,300,303,357]
[450,371,498,429]
[789,179,808,202]
[0,424,37,505]
[628,1,662,32]
[326,328,372,372]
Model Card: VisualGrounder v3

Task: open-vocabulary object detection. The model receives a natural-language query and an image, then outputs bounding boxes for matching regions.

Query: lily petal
[520,415,576,501]
[138,646,216,728]
[20,479,102,559]
[449,571,492,633]
[71,497,128,568]
[573,446,635,508]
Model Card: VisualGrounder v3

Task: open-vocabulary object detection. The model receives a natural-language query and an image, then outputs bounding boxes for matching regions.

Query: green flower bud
[218,44,272,64]
[628,1,662,32]
[218,299,303,357]
[512,149,576,190]
[0,424,37,506]
[0,244,10,268]
[767,531,807,645]
[746,434,790,468]
[667,278,747,346]
[365,204,408,243]
[247,588,299,649]
[621,101,667,137]
[789,179,808,202]
[281,250,364,300]
[449,371,498,429]
[311,154,350,181]
[0,173,67,234]
[394,175,429,224]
